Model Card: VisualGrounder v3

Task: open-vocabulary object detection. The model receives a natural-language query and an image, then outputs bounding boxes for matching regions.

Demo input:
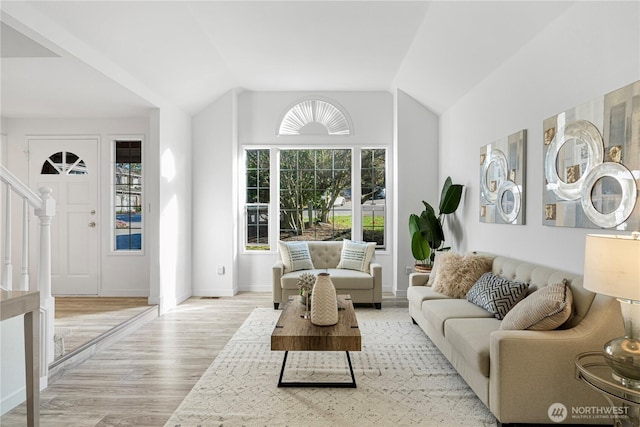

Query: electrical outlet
[217,266,225,275]
[405,266,412,275]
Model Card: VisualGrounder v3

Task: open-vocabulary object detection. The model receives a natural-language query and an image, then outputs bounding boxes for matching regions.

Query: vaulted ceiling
[1,1,573,119]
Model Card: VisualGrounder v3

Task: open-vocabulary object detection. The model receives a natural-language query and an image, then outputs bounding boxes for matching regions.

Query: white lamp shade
[583,234,640,301]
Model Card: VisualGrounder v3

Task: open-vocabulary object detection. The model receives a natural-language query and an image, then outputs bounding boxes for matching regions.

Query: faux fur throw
[431,252,494,299]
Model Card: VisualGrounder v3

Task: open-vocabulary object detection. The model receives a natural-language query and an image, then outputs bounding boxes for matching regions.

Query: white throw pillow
[337,240,376,273]
[278,241,314,273]
[500,279,573,330]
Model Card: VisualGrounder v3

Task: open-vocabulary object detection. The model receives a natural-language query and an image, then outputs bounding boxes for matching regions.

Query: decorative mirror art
[480,130,527,225]
[543,80,640,230]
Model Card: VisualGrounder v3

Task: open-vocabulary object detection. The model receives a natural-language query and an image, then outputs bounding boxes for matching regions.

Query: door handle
[88,221,96,228]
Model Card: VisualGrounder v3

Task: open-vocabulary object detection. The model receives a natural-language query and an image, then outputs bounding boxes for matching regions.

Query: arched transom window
[40,151,88,175]
[278,99,351,136]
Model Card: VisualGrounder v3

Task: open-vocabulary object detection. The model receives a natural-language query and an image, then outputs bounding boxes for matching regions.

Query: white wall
[437,1,640,274]
[235,91,394,293]
[0,316,25,415]
[192,90,238,297]
[2,117,150,295]
[394,89,439,296]
[151,106,193,311]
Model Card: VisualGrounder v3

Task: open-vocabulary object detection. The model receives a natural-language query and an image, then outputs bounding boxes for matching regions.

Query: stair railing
[1,164,55,385]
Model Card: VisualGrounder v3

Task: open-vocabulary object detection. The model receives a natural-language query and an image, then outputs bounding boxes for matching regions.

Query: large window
[243,146,387,251]
[114,140,142,251]
[361,149,386,248]
[279,149,351,242]
[245,149,270,250]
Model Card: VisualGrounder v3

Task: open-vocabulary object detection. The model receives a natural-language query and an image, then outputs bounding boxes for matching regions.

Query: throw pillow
[278,241,314,273]
[431,252,494,298]
[500,279,573,330]
[337,240,376,273]
[466,272,529,320]
[426,251,442,287]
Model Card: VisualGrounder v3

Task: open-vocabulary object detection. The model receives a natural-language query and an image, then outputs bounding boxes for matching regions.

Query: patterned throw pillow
[466,272,529,320]
[278,241,314,273]
[500,279,573,330]
[337,240,376,273]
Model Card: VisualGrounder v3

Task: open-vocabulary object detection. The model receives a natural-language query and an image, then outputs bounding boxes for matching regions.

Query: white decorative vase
[310,273,339,326]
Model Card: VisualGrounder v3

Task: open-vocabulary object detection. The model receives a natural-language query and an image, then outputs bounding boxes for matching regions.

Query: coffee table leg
[346,351,356,387]
[277,351,290,387]
[277,351,357,388]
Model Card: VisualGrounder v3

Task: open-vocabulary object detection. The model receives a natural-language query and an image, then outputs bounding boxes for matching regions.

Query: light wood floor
[55,297,152,357]
[1,293,407,427]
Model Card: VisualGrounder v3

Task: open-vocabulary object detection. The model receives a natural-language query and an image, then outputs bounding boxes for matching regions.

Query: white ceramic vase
[310,273,339,326]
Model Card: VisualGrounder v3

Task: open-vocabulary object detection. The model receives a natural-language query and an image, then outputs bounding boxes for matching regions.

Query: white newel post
[2,184,12,289]
[35,186,55,382]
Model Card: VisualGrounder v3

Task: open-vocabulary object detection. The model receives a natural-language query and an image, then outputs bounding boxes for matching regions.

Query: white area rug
[165,307,496,427]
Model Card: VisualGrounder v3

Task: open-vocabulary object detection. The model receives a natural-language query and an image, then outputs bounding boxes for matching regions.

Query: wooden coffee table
[271,294,361,388]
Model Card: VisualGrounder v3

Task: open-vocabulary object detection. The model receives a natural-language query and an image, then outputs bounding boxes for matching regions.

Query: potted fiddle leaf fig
[409,176,464,271]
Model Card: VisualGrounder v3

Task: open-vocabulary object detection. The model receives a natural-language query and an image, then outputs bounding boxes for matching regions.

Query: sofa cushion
[407,285,450,313]
[281,269,373,290]
[279,241,314,273]
[466,272,529,320]
[423,299,494,338]
[337,240,376,272]
[407,285,450,305]
[307,241,343,269]
[445,318,501,378]
[500,279,574,330]
[431,252,494,298]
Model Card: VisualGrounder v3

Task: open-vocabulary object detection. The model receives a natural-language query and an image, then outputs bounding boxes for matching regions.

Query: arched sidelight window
[278,99,351,136]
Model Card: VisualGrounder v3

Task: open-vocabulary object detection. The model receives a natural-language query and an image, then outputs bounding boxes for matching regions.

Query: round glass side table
[575,352,640,427]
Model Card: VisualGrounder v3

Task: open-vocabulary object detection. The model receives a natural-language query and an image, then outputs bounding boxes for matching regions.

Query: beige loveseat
[408,253,624,426]
[272,241,382,310]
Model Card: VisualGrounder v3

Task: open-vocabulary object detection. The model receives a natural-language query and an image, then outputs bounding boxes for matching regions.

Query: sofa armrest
[409,272,430,286]
[272,261,285,306]
[488,295,624,424]
[370,262,382,303]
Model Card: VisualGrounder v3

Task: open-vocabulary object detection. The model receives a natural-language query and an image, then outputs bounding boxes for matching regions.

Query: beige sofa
[408,254,624,426]
[272,241,382,310]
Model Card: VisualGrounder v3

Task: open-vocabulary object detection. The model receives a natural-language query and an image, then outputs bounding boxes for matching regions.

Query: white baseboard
[238,284,272,293]
[192,288,237,297]
[0,386,24,416]
[0,376,46,415]
[99,289,149,297]
[393,289,407,298]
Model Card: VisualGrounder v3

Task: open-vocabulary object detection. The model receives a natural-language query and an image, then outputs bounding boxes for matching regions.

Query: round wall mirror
[481,149,508,204]
[580,162,637,228]
[500,189,515,214]
[555,138,586,184]
[497,181,521,223]
[590,176,622,215]
[544,120,603,201]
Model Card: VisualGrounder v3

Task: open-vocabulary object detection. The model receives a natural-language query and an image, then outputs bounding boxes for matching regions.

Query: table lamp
[583,232,640,389]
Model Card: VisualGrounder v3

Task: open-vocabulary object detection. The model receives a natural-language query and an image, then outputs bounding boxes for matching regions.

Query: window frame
[111,137,145,255]
[241,145,389,253]
[360,147,388,250]
[278,147,353,243]
[244,147,272,251]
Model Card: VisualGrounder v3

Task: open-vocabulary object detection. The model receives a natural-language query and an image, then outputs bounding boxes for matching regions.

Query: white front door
[29,138,99,295]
